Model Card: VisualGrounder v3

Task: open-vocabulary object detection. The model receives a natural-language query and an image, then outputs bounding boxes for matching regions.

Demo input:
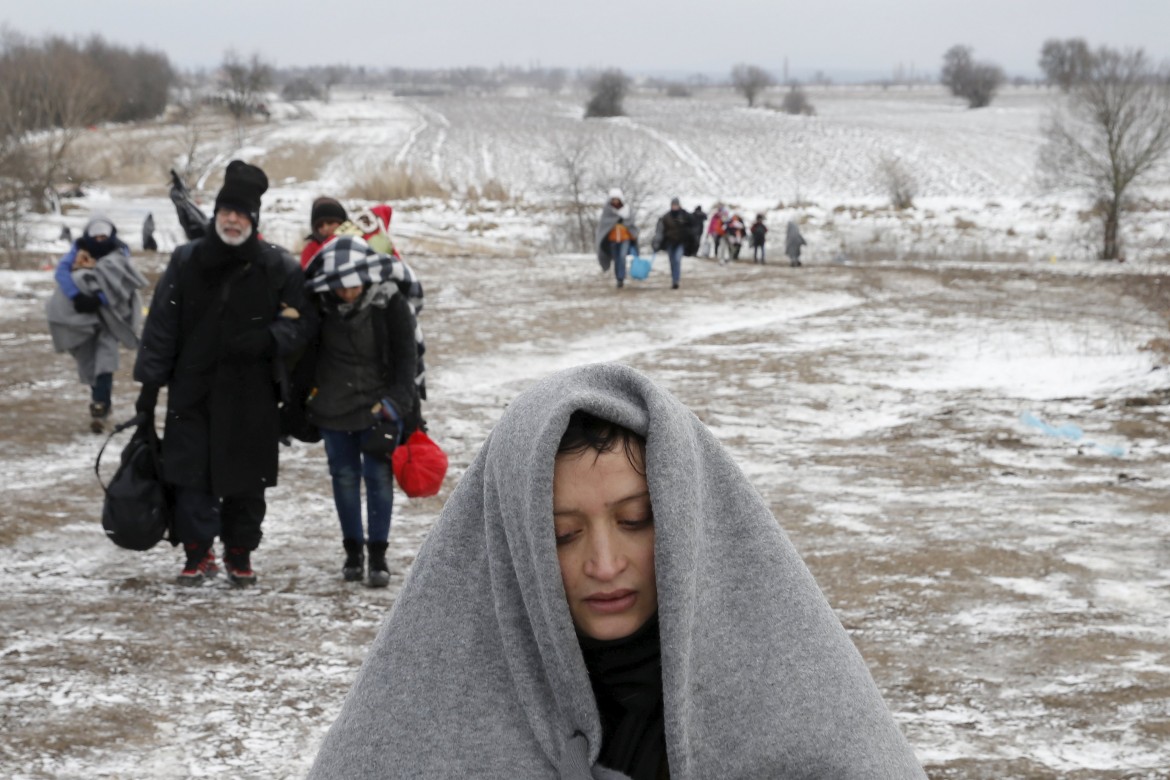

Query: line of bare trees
[0,30,173,221]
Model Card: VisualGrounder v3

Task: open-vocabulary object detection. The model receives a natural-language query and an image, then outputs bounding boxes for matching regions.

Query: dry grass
[345,162,449,201]
[256,141,339,184]
[480,178,509,202]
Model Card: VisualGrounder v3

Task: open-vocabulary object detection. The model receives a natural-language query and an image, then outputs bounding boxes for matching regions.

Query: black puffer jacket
[134,233,314,495]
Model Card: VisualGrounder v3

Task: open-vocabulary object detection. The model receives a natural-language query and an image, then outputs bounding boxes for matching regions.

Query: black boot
[342,539,364,582]
[367,541,390,589]
[177,542,217,586]
[223,546,257,587]
[89,402,109,435]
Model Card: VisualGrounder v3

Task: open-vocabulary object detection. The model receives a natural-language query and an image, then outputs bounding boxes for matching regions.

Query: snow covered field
[2,86,1170,778]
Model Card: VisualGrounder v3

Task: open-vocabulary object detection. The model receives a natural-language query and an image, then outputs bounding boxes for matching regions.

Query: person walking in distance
[707,206,727,263]
[45,215,145,433]
[750,213,768,263]
[133,160,315,587]
[786,219,807,267]
[595,188,638,289]
[651,197,697,290]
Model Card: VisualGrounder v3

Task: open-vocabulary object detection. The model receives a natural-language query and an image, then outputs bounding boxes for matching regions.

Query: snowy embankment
[3,247,1170,777]
[1,85,1169,778]
[19,85,1170,267]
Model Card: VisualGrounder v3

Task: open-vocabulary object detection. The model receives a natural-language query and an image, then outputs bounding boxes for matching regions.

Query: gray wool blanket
[308,363,925,779]
[595,203,639,271]
[46,252,146,353]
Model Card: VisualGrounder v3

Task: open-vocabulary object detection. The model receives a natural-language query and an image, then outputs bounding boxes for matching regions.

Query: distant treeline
[0,33,174,131]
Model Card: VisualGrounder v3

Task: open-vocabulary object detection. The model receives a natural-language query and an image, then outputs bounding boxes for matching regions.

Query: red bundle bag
[392,430,448,498]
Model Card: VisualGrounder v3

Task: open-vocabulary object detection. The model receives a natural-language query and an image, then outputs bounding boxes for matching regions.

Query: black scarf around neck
[578,614,666,780]
[201,228,262,280]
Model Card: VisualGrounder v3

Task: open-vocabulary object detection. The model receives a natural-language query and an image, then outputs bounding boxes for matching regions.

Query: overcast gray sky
[4,0,1168,79]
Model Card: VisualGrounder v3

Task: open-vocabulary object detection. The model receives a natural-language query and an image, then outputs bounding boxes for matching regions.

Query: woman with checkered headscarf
[302,232,421,588]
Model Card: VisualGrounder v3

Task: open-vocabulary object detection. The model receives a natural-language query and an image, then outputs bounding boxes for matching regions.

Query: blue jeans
[667,244,685,284]
[91,372,112,405]
[321,427,395,543]
[609,240,630,281]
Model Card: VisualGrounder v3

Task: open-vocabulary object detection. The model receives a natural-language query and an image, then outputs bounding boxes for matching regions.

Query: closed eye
[620,516,653,531]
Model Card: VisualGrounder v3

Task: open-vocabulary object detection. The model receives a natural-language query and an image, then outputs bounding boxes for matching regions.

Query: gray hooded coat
[308,363,925,779]
[595,203,639,272]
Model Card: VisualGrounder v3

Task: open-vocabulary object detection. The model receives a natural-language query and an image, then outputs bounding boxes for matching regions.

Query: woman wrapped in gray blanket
[45,214,146,433]
[309,363,925,779]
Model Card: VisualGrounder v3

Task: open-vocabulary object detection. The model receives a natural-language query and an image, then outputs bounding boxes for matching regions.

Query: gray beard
[216,221,253,246]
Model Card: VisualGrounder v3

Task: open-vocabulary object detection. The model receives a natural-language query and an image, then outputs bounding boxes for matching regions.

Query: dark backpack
[96,416,175,551]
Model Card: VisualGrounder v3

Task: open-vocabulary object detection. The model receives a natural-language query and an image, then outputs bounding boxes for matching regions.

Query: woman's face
[335,285,363,303]
[553,445,657,640]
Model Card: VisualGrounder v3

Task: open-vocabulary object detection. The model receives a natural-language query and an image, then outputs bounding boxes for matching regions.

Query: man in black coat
[651,197,697,290]
[134,160,315,586]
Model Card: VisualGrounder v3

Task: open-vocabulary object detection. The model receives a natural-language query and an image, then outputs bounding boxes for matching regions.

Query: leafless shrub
[0,177,27,252]
[345,161,448,201]
[941,45,1005,108]
[780,85,816,116]
[546,131,596,252]
[169,101,224,185]
[877,156,916,209]
[665,83,691,98]
[1037,47,1170,260]
[592,134,659,237]
[219,50,273,146]
[731,64,774,107]
[585,70,630,118]
[480,178,509,201]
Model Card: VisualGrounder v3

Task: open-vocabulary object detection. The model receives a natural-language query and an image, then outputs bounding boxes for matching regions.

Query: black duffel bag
[95,414,175,551]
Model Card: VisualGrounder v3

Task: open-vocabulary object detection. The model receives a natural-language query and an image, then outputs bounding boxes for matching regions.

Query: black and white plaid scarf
[305,235,429,399]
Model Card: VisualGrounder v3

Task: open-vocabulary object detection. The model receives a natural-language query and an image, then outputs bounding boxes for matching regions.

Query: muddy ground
[2,246,1169,779]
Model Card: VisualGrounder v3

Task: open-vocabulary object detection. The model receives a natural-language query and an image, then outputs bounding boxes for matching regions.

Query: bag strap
[93,413,151,494]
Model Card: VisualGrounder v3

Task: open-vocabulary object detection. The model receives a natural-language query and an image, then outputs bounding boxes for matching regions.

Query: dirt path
[1,250,1168,778]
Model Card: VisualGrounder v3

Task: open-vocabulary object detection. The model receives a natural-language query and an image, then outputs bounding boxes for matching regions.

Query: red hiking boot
[223,547,257,587]
[177,544,218,586]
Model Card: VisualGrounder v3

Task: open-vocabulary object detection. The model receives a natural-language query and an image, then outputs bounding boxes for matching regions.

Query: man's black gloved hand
[135,384,160,429]
[72,292,101,314]
[224,328,275,362]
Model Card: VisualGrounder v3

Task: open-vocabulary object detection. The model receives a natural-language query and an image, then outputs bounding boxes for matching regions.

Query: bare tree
[547,131,596,252]
[1039,38,1094,91]
[219,50,273,146]
[585,70,630,118]
[592,135,660,237]
[731,64,774,107]
[1038,48,1170,260]
[941,45,1004,108]
[877,156,916,210]
[170,98,220,185]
